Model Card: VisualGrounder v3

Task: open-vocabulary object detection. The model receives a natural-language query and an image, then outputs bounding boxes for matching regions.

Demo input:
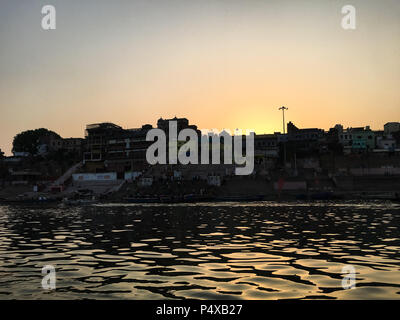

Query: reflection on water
[0,201,399,299]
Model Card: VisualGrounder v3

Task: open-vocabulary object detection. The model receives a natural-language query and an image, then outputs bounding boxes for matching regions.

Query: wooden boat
[0,197,60,205]
[123,197,160,203]
[296,191,343,201]
[215,195,264,202]
[310,191,336,200]
[183,194,215,203]
[62,198,97,206]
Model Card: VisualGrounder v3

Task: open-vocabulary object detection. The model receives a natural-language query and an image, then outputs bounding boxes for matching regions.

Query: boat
[360,192,399,201]
[62,198,97,206]
[215,195,264,202]
[0,197,60,205]
[123,196,160,203]
[62,191,98,205]
[159,195,175,203]
[183,194,215,203]
[295,191,344,201]
[310,191,336,200]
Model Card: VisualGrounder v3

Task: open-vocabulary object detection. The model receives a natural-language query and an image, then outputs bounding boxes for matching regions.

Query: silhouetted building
[286,122,325,155]
[84,123,124,162]
[375,133,396,151]
[157,116,198,133]
[254,134,279,158]
[287,122,325,141]
[384,122,400,134]
[48,137,84,153]
[105,124,154,173]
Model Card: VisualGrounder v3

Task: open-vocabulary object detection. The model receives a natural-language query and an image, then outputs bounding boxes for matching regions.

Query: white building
[376,134,396,150]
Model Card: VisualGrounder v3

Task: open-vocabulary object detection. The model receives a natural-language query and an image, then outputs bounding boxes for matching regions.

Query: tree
[12,128,61,155]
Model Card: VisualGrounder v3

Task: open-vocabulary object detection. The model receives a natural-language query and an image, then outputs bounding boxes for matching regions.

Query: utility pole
[279,106,288,168]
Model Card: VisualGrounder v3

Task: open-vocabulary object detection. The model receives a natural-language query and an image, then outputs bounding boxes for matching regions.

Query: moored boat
[215,195,264,202]
[0,197,60,205]
[62,198,98,206]
[123,196,160,203]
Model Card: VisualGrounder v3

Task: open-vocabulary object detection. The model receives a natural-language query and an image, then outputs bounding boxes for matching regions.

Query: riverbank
[1,175,400,204]
[1,192,399,206]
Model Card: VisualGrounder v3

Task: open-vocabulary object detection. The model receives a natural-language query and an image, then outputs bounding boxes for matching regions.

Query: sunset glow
[0,0,399,155]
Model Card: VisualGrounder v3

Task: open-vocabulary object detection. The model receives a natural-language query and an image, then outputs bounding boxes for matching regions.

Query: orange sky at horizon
[1,0,399,155]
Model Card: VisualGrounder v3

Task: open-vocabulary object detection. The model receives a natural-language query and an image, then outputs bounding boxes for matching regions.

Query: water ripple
[0,201,399,299]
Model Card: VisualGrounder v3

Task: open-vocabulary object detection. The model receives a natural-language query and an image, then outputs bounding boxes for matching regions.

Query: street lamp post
[279,106,288,168]
[279,106,288,134]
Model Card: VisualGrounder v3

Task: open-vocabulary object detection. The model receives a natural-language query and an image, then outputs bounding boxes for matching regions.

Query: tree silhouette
[12,128,61,155]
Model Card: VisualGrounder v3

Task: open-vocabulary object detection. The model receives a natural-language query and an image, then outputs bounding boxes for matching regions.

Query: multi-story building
[338,126,375,152]
[376,133,396,150]
[157,116,200,136]
[105,124,154,173]
[254,134,279,168]
[254,134,279,158]
[84,123,124,162]
[83,122,155,173]
[327,124,343,143]
[287,122,325,141]
[384,122,400,134]
[286,122,325,155]
[352,127,375,150]
[49,137,84,153]
[83,117,203,175]
[323,125,345,154]
[62,138,84,152]
[338,129,352,147]
[156,116,201,161]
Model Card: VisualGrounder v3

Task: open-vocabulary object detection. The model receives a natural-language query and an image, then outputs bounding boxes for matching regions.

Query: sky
[0,0,399,155]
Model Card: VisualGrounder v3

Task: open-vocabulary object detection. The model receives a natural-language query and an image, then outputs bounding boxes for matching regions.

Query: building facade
[384,122,400,134]
[339,126,375,152]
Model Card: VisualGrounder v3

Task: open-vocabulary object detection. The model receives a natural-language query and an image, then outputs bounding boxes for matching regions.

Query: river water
[0,201,399,300]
